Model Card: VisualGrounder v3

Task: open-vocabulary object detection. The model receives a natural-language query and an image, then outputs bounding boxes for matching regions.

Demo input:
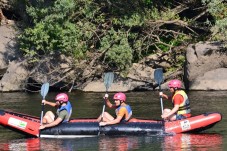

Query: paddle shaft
[100,92,107,122]
[159,85,164,114]
[101,84,109,122]
[40,103,45,125]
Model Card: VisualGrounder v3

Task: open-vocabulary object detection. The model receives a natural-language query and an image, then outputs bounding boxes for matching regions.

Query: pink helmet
[113,92,126,102]
[55,93,68,102]
[168,79,182,89]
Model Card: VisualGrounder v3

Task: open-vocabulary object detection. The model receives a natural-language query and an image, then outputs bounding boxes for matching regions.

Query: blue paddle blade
[154,68,163,85]
[154,68,164,114]
[104,72,114,91]
[40,83,49,99]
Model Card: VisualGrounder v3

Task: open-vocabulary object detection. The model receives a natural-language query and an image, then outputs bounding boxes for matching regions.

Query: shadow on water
[0,91,226,150]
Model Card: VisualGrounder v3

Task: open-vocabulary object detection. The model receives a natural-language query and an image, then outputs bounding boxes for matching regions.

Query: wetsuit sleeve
[58,110,68,120]
[117,107,127,117]
[173,94,184,105]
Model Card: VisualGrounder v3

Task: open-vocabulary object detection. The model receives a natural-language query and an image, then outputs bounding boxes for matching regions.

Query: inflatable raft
[0,110,222,138]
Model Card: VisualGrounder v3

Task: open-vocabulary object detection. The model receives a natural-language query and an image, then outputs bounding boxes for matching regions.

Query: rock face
[189,68,227,90]
[83,64,155,92]
[0,24,18,68]
[185,42,227,90]
[0,61,29,91]
[0,24,28,91]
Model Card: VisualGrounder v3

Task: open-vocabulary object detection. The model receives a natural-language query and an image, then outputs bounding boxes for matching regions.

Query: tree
[202,0,227,41]
[16,0,226,90]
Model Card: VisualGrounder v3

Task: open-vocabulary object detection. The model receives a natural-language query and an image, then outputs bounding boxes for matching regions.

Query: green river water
[0,91,226,151]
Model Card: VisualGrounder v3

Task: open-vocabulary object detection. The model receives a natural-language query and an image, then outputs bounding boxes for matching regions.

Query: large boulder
[127,63,154,83]
[0,61,29,91]
[83,63,155,92]
[0,24,19,69]
[83,81,131,92]
[189,68,227,90]
[185,42,227,90]
[0,22,26,92]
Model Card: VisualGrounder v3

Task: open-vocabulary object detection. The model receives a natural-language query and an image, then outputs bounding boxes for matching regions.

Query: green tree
[202,0,227,41]
[19,0,90,61]
[16,0,226,89]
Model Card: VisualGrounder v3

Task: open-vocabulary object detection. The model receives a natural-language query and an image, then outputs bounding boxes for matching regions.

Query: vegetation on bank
[17,0,226,66]
[9,0,227,89]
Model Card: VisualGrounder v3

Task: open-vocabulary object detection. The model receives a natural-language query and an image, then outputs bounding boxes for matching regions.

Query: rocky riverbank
[0,23,227,92]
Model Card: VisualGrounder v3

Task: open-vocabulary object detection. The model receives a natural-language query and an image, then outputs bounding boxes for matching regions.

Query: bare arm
[162,94,169,99]
[43,100,57,107]
[168,105,179,116]
[160,92,170,100]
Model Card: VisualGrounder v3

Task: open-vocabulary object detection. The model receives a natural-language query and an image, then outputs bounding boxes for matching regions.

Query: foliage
[19,0,88,60]
[101,29,133,70]
[202,0,227,41]
[18,0,226,73]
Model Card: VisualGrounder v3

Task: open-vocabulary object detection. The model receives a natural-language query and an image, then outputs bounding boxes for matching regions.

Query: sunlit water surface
[0,91,226,150]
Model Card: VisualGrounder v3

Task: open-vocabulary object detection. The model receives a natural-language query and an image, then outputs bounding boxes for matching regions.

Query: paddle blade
[154,68,163,85]
[104,72,114,91]
[40,83,49,99]
[154,68,164,114]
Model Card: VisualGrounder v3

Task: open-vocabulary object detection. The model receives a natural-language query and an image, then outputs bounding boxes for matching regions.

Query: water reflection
[98,136,139,151]
[0,138,40,151]
[163,133,223,151]
[0,133,223,151]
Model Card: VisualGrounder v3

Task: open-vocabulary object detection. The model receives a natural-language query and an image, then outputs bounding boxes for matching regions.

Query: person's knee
[43,111,55,123]
[103,112,108,116]
[105,112,114,121]
[97,112,108,122]
[46,111,54,116]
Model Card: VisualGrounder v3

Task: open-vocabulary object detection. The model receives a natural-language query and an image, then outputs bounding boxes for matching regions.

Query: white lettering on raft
[180,120,191,131]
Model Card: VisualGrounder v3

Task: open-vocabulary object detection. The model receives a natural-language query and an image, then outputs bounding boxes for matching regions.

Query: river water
[0,91,226,150]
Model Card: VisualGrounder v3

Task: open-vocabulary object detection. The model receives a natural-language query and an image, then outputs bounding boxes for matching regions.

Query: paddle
[154,68,164,114]
[100,72,114,122]
[40,83,50,125]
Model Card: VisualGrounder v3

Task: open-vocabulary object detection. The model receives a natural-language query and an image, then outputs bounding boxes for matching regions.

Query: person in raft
[39,93,72,129]
[98,92,132,126]
[160,79,191,121]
